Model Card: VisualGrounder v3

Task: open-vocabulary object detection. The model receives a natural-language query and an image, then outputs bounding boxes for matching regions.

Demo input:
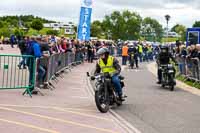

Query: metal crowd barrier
[0,54,36,97]
[176,56,200,83]
[35,52,82,91]
[0,51,82,97]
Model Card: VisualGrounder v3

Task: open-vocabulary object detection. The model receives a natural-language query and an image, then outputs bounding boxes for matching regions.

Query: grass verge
[176,75,200,89]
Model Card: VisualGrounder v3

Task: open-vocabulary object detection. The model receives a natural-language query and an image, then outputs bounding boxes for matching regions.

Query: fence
[0,54,36,97]
[176,56,200,83]
[0,51,82,97]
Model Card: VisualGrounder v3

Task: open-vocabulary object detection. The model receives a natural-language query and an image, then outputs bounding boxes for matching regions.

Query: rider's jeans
[112,75,122,95]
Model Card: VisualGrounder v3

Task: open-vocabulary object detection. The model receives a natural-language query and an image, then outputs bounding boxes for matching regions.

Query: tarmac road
[113,62,200,133]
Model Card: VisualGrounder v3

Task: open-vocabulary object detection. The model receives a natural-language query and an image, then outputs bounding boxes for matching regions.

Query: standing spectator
[154,45,160,60]
[50,35,57,44]
[143,45,148,62]
[0,35,3,50]
[26,36,46,94]
[10,34,15,48]
[57,39,65,53]
[61,36,67,51]
[122,43,129,65]
[177,44,187,75]
[75,40,82,62]
[18,36,27,69]
[138,42,143,62]
[147,44,153,61]
[86,41,94,63]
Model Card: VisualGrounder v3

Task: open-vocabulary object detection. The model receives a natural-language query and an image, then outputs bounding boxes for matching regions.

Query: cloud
[0,0,199,27]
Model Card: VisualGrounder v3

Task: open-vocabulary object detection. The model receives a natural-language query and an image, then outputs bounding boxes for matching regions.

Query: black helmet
[97,47,109,56]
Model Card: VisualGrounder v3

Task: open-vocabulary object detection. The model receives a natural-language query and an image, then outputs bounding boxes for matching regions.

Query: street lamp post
[165,15,171,43]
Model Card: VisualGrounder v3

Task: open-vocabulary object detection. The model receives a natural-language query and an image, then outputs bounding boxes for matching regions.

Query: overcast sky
[0,0,199,28]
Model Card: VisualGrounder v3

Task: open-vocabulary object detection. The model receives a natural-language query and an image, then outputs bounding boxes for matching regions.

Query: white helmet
[97,48,109,56]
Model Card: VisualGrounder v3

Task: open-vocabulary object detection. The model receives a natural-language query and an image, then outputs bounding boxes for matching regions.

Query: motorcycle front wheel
[169,73,175,91]
[170,85,174,91]
[95,90,110,113]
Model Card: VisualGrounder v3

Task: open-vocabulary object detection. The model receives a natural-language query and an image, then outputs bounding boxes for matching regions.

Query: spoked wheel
[170,85,174,91]
[169,74,175,91]
[95,90,109,113]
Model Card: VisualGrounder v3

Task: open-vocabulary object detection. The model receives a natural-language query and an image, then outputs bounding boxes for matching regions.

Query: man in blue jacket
[26,36,46,94]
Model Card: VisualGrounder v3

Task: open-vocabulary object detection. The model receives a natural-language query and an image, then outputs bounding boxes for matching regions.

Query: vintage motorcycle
[87,72,126,113]
[129,52,135,69]
[160,64,176,91]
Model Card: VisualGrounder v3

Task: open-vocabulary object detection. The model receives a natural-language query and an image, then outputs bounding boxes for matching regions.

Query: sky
[0,0,199,28]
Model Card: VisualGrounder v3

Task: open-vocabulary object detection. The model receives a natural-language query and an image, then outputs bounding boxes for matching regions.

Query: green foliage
[0,15,55,37]
[92,11,163,41]
[0,21,4,29]
[162,37,178,43]
[171,24,186,41]
[141,17,163,42]
[46,29,59,36]
[31,19,43,31]
[91,20,103,38]
[0,27,11,37]
[176,75,200,89]
[193,21,200,28]
[101,10,142,40]
[14,28,24,36]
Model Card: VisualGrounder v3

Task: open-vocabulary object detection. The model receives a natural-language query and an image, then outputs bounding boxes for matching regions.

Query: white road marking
[70,96,90,99]
[86,75,142,133]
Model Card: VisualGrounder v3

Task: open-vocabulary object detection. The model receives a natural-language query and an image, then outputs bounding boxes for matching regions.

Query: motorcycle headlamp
[161,49,167,53]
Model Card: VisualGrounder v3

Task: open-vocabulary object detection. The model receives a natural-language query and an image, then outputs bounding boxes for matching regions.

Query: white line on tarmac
[0,104,96,112]
[70,96,90,99]
[86,75,142,133]
[0,104,111,121]
[0,107,118,133]
[109,110,142,133]
[0,118,59,133]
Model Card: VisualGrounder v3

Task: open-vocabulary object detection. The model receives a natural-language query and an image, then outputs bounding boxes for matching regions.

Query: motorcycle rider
[157,45,177,84]
[94,47,125,101]
[128,43,139,68]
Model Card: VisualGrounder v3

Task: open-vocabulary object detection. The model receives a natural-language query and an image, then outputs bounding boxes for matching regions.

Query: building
[43,22,75,35]
[163,31,180,38]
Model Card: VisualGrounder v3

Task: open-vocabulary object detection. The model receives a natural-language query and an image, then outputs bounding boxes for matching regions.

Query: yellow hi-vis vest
[99,56,116,75]
[138,45,143,53]
[148,47,152,53]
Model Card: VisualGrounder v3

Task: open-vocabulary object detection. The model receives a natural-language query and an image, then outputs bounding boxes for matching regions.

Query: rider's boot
[119,94,125,101]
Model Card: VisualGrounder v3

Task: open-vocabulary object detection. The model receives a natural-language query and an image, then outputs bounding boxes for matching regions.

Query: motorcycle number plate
[168,70,174,73]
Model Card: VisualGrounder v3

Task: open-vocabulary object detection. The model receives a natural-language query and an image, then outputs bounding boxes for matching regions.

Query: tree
[46,30,59,36]
[0,27,11,37]
[0,21,4,29]
[171,24,186,41]
[141,17,163,42]
[31,19,43,32]
[101,10,142,40]
[193,21,200,27]
[91,20,103,38]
